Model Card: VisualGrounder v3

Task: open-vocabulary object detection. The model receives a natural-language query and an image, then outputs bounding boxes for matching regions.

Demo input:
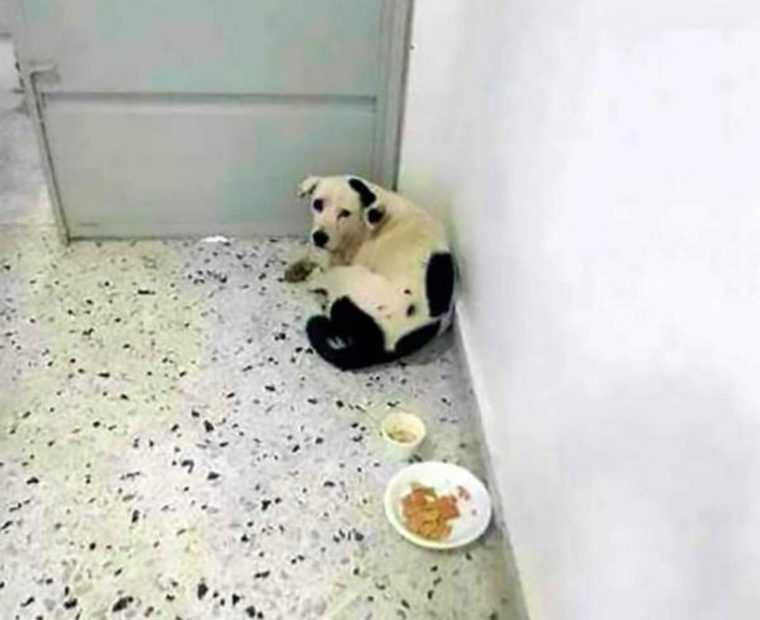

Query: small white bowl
[380,411,426,462]
[384,461,493,550]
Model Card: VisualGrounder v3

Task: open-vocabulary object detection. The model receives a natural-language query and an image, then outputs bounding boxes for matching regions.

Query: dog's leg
[321,267,411,344]
[306,269,332,314]
[314,266,382,307]
[305,268,393,370]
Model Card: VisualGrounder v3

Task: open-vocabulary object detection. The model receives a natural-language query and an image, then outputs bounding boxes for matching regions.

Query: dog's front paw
[284,258,319,283]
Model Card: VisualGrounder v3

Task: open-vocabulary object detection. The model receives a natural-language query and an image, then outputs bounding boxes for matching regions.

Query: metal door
[11,1,410,239]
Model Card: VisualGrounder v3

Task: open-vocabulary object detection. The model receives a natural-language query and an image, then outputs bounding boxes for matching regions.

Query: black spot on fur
[406,304,416,317]
[367,208,383,224]
[306,297,387,370]
[330,297,384,345]
[395,321,441,357]
[426,253,455,317]
[348,178,376,208]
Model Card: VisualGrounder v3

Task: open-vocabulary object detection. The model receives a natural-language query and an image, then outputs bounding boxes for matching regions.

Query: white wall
[400,2,760,619]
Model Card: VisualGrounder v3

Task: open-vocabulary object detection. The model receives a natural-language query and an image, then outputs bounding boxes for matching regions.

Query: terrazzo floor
[0,94,523,620]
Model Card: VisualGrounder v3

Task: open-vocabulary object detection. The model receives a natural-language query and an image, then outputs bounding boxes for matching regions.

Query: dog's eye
[338,209,351,219]
[312,199,324,213]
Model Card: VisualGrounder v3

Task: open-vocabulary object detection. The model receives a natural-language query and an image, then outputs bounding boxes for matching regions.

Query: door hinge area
[27,61,60,88]
[27,61,57,76]
[26,62,59,109]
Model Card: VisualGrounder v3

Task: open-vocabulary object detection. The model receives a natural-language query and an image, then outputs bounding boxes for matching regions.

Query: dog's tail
[306,296,444,371]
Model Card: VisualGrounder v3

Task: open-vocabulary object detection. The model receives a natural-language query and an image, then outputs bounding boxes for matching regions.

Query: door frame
[11,0,412,243]
[9,1,69,242]
[374,0,413,191]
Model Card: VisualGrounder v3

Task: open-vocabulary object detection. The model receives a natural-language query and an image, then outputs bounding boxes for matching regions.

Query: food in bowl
[387,427,418,444]
[401,483,462,541]
[381,411,427,461]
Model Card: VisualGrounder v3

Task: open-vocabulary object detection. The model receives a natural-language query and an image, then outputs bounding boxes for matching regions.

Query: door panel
[13,0,409,239]
[19,0,382,95]
[45,96,375,238]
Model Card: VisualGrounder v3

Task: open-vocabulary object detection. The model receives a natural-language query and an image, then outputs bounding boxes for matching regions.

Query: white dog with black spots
[288,175,455,370]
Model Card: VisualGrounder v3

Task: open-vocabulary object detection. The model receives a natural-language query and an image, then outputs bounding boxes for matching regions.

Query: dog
[289,175,455,370]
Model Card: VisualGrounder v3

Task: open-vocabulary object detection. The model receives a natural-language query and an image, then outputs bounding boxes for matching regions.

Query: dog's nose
[312,230,329,248]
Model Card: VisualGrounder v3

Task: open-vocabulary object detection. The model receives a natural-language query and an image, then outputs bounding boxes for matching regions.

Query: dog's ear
[348,177,376,208]
[298,176,321,199]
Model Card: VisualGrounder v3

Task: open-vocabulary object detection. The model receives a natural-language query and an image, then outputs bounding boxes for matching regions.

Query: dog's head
[298,175,384,254]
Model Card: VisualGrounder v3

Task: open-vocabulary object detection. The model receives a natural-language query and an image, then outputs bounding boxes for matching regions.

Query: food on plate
[401,483,463,541]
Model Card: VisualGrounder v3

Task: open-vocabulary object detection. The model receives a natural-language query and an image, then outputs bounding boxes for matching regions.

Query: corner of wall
[453,302,530,620]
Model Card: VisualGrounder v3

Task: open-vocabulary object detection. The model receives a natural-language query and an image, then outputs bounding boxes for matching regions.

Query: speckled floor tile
[0,100,522,620]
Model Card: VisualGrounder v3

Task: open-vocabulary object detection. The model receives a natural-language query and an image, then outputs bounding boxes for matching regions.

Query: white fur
[298,175,452,352]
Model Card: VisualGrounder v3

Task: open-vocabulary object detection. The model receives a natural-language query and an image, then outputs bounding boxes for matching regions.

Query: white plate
[384,462,493,550]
